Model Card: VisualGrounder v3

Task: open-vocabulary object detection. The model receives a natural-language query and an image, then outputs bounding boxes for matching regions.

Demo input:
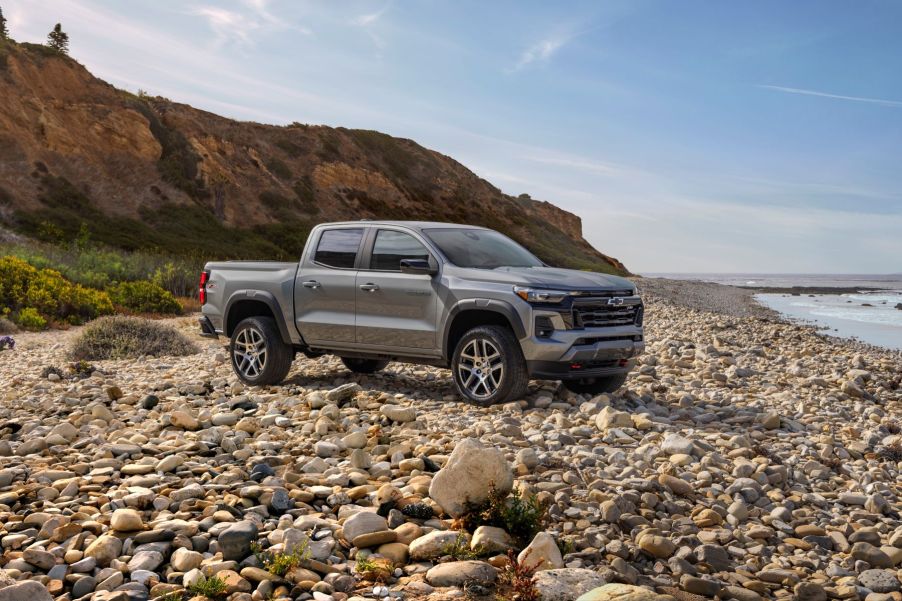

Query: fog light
[535,316,555,338]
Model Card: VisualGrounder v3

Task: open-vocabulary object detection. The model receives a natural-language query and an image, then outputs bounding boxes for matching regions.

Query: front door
[355,228,439,350]
[294,227,365,344]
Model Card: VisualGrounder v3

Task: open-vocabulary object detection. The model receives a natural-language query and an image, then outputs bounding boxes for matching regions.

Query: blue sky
[6,0,901,273]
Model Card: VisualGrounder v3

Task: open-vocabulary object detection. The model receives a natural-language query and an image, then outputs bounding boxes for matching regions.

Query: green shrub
[69,316,198,360]
[16,307,46,330]
[108,280,181,314]
[0,256,113,327]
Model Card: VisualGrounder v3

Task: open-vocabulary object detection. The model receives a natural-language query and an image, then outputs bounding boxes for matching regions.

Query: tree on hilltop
[0,6,10,40]
[47,23,69,54]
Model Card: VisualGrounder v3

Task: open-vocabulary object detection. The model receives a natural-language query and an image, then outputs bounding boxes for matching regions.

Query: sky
[4,0,902,274]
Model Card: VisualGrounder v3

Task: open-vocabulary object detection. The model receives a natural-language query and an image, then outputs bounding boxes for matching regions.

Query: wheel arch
[224,292,292,344]
[441,299,527,361]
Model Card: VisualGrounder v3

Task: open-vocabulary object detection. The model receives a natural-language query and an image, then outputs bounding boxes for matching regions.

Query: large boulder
[428,438,512,518]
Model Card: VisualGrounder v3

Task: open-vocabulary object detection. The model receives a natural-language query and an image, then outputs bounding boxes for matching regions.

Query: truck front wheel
[230,317,293,386]
[452,325,528,406]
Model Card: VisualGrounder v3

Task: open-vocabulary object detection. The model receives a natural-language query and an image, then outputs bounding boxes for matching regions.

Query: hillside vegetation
[0,40,628,275]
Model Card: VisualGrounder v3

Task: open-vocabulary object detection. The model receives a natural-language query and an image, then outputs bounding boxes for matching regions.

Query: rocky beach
[1,280,900,601]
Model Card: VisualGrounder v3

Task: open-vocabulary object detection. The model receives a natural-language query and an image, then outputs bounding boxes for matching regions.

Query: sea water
[645,273,902,351]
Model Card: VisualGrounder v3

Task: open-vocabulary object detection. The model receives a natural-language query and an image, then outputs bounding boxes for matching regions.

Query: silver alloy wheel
[233,327,267,379]
[456,337,504,400]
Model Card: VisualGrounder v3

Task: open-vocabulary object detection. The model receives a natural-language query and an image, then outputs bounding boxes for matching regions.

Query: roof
[317,220,486,231]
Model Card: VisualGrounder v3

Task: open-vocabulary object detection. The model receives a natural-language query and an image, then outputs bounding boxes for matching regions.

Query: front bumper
[521,323,644,380]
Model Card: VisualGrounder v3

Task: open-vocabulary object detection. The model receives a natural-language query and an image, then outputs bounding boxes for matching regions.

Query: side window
[370,230,430,271]
[314,228,364,269]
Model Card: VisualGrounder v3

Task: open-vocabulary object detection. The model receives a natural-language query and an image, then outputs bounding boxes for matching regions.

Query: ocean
[644,273,902,351]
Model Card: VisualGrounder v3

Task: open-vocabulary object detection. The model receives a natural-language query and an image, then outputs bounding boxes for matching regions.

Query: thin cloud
[514,37,567,70]
[759,85,902,108]
[191,6,253,46]
[526,155,625,176]
[353,6,388,27]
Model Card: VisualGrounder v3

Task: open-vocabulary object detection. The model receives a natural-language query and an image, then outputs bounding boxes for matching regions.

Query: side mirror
[400,258,437,275]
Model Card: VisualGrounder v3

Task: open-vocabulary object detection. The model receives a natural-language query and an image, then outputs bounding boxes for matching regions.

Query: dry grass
[69,316,198,360]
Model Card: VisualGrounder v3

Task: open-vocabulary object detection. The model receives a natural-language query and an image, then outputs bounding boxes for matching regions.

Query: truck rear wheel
[341,357,390,374]
[562,373,628,395]
[230,317,293,386]
[452,325,528,406]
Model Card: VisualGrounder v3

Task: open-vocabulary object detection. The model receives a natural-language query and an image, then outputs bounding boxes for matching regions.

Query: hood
[453,266,636,291]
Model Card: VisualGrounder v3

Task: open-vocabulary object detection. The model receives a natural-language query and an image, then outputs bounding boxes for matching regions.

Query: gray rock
[851,542,893,568]
[341,511,388,543]
[533,568,615,601]
[425,560,497,586]
[218,520,259,561]
[0,581,53,601]
[858,570,900,593]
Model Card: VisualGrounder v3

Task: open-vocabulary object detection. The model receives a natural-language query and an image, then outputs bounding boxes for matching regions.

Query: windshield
[424,228,543,269]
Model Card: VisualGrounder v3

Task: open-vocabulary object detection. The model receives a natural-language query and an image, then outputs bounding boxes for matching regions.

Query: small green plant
[462,486,548,546]
[68,360,95,378]
[187,576,227,599]
[354,554,392,582]
[441,532,480,560]
[251,540,310,577]
[497,549,539,601]
[557,537,575,557]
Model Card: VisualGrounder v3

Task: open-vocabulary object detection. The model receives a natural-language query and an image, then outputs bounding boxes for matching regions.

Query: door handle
[302,280,321,289]
[359,283,380,292]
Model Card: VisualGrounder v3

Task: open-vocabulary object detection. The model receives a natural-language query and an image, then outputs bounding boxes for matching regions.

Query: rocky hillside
[0,41,627,274]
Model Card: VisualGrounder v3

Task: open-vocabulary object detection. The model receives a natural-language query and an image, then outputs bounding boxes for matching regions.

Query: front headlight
[514,286,571,303]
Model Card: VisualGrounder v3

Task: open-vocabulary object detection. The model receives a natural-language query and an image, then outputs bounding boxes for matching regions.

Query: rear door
[294,226,365,344]
[355,227,440,351]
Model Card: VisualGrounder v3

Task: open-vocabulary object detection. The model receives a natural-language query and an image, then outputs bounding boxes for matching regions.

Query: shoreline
[636,277,902,355]
[737,285,886,295]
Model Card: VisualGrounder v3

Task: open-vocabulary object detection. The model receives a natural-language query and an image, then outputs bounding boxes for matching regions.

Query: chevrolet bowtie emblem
[607,297,625,306]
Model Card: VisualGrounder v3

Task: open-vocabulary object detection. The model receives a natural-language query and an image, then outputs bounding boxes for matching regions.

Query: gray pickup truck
[199,221,644,405]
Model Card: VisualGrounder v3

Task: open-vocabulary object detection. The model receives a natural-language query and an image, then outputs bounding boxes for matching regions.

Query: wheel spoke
[233,327,267,379]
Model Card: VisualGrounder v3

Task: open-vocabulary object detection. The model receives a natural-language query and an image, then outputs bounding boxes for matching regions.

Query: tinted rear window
[314,228,363,269]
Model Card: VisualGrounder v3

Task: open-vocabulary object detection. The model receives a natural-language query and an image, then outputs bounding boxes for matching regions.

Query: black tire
[341,357,390,374]
[452,325,528,406]
[230,317,293,386]
[562,373,628,395]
